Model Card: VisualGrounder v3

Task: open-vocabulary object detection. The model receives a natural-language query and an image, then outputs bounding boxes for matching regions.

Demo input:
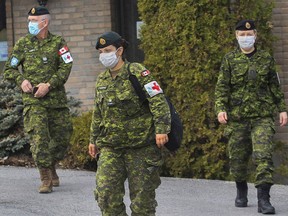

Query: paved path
[1,166,288,216]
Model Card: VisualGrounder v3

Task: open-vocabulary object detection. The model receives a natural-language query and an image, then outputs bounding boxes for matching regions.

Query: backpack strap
[127,63,147,103]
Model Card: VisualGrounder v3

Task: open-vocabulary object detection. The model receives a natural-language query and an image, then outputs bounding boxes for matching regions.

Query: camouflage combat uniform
[215,48,287,186]
[90,62,171,216]
[4,32,73,168]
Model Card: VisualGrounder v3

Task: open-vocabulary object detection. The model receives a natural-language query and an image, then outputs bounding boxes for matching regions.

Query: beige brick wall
[5,0,111,111]
[272,0,288,142]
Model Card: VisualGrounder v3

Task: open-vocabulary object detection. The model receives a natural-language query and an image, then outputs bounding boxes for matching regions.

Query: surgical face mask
[99,50,120,69]
[28,20,45,36]
[237,36,256,49]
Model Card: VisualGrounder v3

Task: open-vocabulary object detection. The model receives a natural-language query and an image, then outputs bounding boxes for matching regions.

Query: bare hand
[279,112,288,126]
[88,143,99,158]
[34,83,50,98]
[21,80,33,93]
[218,112,228,124]
[156,134,169,148]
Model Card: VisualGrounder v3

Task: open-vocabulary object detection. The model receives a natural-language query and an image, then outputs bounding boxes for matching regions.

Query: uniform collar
[29,31,52,44]
[102,62,130,80]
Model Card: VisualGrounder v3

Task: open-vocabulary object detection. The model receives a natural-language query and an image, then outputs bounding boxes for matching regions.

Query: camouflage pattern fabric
[23,106,72,168]
[90,62,171,215]
[4,32,72,108]
[215,48,286,120]
[215,48,287,186]
[4,32,73,168]
[94,145,162,216]
[225,117,275,186]
[90,62,171,148]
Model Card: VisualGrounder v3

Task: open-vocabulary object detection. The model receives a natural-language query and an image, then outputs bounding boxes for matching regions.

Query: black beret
[235,20,256,31]
[28,6,50,16]
[96,31,122,49]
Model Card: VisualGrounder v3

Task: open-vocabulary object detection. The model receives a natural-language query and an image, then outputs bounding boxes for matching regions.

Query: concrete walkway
[1,166,288,216]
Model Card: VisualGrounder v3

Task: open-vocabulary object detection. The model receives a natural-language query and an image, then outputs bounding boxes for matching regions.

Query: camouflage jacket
[89,62,171,149]
[215,48,287,120]
[4,32,73,108]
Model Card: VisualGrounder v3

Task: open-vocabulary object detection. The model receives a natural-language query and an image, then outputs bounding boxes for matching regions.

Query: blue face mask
[28,20,44,35]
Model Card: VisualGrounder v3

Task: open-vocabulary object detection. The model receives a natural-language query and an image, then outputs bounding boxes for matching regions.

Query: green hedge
[61,111,97,170]
[138,0,275,179]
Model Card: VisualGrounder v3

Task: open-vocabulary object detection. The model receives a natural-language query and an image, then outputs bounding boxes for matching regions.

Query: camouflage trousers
[94,144,163,216]
[225,117,275,186]
[23,105,73,168]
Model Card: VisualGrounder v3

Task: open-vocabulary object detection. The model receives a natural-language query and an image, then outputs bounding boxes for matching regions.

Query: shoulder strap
[127,63,147,103]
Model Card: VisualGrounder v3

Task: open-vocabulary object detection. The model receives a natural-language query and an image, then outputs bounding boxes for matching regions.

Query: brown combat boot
[51,164,60,187]
[38,168,53,193]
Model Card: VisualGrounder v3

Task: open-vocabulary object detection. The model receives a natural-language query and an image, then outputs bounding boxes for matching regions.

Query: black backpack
[127,64,183,152]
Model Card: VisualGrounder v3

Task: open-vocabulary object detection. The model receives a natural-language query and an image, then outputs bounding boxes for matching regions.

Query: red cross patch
[144,81,163,97]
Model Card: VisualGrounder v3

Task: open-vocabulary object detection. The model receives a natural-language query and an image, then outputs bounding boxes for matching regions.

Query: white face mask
[237,36,256,49]
[99,50,120,69]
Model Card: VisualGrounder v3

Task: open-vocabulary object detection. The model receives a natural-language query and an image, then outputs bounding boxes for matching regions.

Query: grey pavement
[0,165,288,216]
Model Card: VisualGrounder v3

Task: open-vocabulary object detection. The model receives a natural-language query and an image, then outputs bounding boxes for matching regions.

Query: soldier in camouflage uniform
[4,7,73,193]
[215,20,287,214]
[88,31,171,216]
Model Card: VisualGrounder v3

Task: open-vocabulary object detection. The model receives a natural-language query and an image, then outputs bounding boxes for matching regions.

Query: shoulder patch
[61,52,73,63]
[144,81,163,97]
[58,46,69,55]
[141,70,150,77]
[10,57,19,67]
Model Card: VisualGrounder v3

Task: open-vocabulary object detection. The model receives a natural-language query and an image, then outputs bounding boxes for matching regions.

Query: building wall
[5,0,111,110]
[4,0,288,142]
[272,0,288,142]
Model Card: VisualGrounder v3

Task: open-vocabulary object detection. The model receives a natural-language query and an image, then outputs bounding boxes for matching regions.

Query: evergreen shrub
[61,111,97,170]
[0,79,29,158]
[138,0,275,179]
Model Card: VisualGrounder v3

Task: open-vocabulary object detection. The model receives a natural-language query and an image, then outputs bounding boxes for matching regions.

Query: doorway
[110,0,144,63]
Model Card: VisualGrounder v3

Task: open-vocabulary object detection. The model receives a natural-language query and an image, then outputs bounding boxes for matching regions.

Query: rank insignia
[141,70,150,77]
[99,38,106,45]
[245,22,251,29]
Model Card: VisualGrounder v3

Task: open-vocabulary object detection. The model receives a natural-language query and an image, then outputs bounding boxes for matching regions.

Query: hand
[279,112,288,126]
[21,80,33,93]
[89,143,99,158]
[34,83,50,98]
[156,134,169,148]
[218,112,228,124]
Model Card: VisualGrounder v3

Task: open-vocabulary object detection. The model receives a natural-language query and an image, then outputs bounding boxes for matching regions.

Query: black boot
[235,181,248,207]
[257,184,275,214]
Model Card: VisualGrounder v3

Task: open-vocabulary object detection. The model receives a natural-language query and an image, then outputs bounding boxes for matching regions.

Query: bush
[138,0,275,180]
[61,111,97,170]
[0,78,29,158]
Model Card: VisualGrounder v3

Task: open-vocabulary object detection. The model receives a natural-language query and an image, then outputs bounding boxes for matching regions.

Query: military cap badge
[245,22,251,29]
[99,38,106,45]
[31,8,36,14]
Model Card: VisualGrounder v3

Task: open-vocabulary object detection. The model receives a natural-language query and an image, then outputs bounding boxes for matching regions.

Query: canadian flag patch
[58,46,69,55]
[141,70,150,77]
[144,81,163,97]
[61,52,73,63]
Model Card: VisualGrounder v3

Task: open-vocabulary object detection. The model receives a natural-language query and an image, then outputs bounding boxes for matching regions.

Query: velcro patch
[61,52,73,63]
[144,81,163,97]
[10,57,19,67]
[58,46,69,55]
[141,70,150,77]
